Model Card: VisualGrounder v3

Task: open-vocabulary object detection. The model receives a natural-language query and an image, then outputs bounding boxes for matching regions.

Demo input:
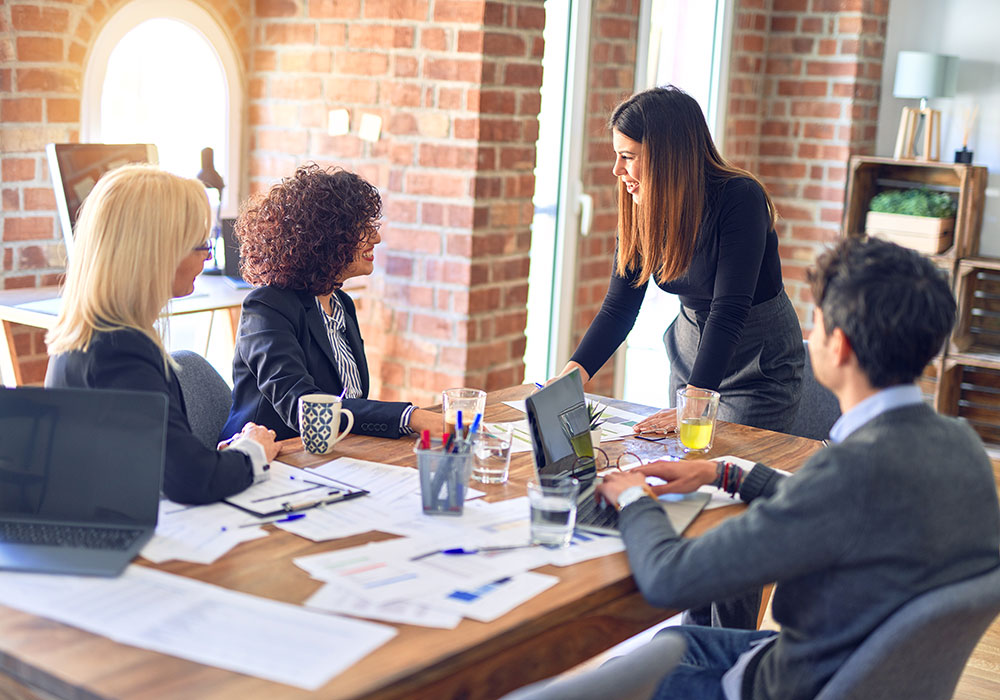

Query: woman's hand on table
[220,423,280,462]
[634,407,678,435]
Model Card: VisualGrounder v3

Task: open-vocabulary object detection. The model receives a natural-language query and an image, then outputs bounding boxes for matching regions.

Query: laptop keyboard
[0,522,144,551]
[577,497,619,529]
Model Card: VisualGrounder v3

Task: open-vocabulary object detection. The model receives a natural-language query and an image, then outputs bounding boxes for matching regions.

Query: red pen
[420,429,430,450]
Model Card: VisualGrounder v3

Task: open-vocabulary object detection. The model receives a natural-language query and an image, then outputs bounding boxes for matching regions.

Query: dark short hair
[236,164,381,295]
[807,237,955,387]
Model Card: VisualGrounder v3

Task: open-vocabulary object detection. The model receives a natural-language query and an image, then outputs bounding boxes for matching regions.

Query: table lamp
[892,51,958,161]
[196,147,225,274]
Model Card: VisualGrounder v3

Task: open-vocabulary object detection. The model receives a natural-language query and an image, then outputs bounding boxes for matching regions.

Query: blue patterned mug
[298,394,355,455]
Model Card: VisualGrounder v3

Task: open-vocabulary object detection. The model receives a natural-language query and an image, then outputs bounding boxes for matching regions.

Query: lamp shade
[893,51,958,99]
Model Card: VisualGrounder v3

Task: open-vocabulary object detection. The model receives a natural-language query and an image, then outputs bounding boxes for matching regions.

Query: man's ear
[830,327,853,366]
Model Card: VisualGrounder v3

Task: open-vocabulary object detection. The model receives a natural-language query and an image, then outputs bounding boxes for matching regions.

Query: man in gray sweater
[598,237,1000,700]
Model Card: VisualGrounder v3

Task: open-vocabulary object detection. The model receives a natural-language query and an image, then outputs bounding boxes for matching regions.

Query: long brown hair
[611,86,777,285]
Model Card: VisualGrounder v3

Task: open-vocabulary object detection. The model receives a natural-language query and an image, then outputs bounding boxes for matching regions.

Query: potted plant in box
[587,401,607,451]
[865,188,958,254]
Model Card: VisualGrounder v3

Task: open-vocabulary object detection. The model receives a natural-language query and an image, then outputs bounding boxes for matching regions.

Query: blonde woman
[45,164,279,505]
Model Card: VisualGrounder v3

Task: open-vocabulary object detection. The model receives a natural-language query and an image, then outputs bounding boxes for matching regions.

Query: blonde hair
[46,164,210,365]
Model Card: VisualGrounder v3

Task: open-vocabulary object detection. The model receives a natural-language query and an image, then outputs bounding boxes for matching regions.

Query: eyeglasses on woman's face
[192,240,212,253]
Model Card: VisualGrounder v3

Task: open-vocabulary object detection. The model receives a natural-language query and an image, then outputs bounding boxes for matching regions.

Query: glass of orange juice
[676,387,721,454]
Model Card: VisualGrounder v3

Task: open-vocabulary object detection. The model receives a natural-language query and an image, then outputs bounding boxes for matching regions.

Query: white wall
[876,0,1000,256]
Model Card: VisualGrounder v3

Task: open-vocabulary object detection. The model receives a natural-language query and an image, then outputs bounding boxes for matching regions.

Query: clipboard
[224,462,369,518]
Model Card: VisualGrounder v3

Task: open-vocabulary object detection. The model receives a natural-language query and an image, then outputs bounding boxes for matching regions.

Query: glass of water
[472,424,513,484]
[527,475,580,548]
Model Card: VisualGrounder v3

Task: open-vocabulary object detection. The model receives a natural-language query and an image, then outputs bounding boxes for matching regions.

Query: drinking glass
[527,475,579,548]
[442,388,487,436]
[676,387,721,453]
[472,424,513,484]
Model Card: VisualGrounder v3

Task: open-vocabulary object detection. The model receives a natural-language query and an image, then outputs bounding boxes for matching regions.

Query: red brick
[765,58,801,75]
[335,51,389,76]
[418,144,477,169]
[432,0,484,23]
[405,172,468,197]
[263,23,315,44]
[838,15,862,33]
[3,189,19,211]
[516,5,545,30]
[1,98,42,122]
[255,129,309,154]
[364,0,430,21]
[503,63,542,87]
[426,57,482,82]
[598,18,633,40]
[17,36,64,63]
[318,24,348,45]
[790,102,841,118]
[773,0,808,9]
[393,55,419,78]
[2,158,35,182]
[457,29,484,53]
[421,28,449,51]
[776,80,827,97]
[23,188,55,210]
[16,68,79,92]
[12,6,70,32]
[326,77,378,103]
[309,0,361,18]
[279,50,332,73]
[257,0,300,17]
[3,216,53,241]
[806,61,858,77]
[46,98,79,123]
[483,31,526,57]
[770,15,797,32]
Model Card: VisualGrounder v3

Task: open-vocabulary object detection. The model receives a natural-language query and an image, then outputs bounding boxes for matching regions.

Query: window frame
[81,0,244,216]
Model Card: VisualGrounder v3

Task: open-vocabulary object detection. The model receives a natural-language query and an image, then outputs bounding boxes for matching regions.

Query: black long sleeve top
[45,328,254,505]
[570,176,783,390]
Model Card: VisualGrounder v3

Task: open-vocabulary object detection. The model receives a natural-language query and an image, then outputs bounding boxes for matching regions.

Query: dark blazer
[221,286,411,441]
[45,328,254,505]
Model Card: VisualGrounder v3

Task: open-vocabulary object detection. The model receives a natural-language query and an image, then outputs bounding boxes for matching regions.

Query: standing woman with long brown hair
[555,85,804,436]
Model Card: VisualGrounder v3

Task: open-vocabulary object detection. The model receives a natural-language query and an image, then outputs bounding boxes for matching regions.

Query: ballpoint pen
[281,489,367,513]
[233,513,306,529]
[410,544,538,561]
[534,382,544,389]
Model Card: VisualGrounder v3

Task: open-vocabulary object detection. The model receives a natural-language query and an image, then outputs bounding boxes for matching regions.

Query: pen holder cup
[415,438,474,516]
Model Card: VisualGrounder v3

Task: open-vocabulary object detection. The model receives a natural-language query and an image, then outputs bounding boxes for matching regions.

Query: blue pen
[233,513,306,529]
[534,382,544,389]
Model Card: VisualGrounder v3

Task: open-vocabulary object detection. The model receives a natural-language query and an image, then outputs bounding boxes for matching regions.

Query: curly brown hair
[236,164,381,295]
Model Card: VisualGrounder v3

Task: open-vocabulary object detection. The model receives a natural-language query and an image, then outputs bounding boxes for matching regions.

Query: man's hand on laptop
[597,460,719,506]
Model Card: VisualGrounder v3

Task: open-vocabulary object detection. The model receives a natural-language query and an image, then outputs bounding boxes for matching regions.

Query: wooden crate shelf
[842,157,995,444]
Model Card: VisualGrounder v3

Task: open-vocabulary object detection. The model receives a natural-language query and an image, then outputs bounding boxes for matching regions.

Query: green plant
[587,401,607,431]
[869,188,957,218]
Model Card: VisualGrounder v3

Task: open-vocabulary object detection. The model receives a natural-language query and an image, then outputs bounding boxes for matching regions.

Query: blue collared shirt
[828,384,923,444]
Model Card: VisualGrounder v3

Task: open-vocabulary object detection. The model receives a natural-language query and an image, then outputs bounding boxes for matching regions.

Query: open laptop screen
[524,371,597,482]
[0,387,166,526]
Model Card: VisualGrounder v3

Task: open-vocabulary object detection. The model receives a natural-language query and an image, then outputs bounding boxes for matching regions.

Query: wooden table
[0,274,249,386]
[0,386,821,700]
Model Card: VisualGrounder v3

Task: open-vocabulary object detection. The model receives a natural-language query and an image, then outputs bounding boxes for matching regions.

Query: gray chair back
[816,565,1000,700]
[499,632,686,700]
[170,350,232,449]
[786,340,840,441]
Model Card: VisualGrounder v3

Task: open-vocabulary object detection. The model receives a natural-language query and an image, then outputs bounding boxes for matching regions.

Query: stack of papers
[142,501,270,564]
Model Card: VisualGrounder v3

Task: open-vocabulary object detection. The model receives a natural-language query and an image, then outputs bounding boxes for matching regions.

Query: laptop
[525,372,710,535]
[220,217,251,289]
[0,387,167,576]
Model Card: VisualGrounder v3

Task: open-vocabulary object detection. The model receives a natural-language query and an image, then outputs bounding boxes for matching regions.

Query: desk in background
[0,275,249,386]
[0,385,821,699]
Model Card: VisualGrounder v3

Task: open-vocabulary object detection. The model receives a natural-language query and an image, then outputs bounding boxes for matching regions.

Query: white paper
[421,571,559,623]
[485,420,534,454]
[503,400,527,413]
[142,501,269,564]
[545,530,626,566]
[306,583,462,629]
[0,565,396,690]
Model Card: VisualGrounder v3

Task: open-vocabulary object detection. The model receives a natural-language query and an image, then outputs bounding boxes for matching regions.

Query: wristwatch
[616,484,651,511]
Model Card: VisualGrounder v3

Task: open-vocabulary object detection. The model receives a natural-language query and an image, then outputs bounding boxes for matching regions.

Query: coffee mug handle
[330,408,354,446]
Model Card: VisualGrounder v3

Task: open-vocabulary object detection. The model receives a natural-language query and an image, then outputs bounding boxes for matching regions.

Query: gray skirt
[664,290,804,432]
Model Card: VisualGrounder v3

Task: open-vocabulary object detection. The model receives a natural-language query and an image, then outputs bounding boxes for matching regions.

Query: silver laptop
[0,386,167,576]
[525,373,709,535]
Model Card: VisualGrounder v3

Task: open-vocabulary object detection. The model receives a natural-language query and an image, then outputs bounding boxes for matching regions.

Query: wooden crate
[948,364,1000,447]
[842,156,988,264]
[951,259,1000,358]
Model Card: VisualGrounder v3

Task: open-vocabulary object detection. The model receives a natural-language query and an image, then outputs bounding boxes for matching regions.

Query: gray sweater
[618,403,1000,700]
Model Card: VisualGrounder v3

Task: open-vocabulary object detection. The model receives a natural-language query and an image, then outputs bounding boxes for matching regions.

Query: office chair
[170,350,233,449]
[498,632,686,700]
[815,565,1000,700]
[786,340,840,441]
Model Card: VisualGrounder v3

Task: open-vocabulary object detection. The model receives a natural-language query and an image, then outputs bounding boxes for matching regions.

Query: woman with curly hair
[221,164,439,441]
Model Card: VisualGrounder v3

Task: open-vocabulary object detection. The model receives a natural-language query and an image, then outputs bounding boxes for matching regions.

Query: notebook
[525,373,709,535]
[0,386,167,576]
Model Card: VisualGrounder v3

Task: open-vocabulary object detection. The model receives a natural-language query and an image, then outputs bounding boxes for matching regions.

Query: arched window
[81,0,243,215]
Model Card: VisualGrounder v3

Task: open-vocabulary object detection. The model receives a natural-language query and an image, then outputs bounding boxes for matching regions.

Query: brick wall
[248,0,544,406]
[0,0,248,384]
[570,0,640,395]
[724,0,889,324]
